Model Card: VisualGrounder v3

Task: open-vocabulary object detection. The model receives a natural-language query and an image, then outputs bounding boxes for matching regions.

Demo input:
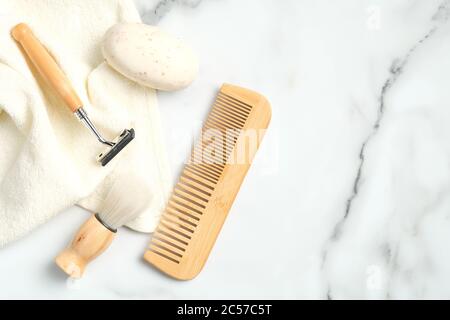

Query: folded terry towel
[0,0,172,247]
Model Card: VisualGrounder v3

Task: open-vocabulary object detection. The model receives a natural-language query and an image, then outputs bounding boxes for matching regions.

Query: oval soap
[102,23,198,91]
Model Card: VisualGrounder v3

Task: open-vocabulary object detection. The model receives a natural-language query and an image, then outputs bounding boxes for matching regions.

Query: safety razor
[11,23,134,166]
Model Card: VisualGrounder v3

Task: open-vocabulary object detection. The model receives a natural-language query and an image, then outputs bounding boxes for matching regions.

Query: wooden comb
[144,84,271,280]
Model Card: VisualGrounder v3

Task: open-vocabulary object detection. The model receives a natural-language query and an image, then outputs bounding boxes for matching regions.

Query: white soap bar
[102,23,198,91]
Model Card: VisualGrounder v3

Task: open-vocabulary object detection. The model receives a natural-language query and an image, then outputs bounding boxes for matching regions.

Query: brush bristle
[98,173,152,230]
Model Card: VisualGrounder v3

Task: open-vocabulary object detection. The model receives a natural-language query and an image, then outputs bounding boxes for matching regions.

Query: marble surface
[2,0,450,299]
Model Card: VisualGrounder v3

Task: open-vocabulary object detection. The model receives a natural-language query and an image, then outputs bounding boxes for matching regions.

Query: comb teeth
[149,92,252,264]
[194,92,252,165]
[145,84,271,280]
[148,91,252,264]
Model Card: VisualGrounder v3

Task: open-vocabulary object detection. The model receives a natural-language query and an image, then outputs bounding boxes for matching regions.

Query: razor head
[97,128,135,166]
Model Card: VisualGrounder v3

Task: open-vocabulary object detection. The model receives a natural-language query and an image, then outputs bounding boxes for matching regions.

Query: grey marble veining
[133,0,450,299]
[324,2,450,297]
[135,0,202,24]
[3,0,450,299]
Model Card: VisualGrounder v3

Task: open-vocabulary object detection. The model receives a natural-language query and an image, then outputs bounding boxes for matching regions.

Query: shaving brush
[56,175,152,278]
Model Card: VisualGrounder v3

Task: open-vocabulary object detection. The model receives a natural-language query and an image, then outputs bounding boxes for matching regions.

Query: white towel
[0,0,172,247]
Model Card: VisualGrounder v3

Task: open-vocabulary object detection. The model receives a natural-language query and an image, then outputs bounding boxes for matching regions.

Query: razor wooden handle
[55,215,115,278]
[11,23,83,113]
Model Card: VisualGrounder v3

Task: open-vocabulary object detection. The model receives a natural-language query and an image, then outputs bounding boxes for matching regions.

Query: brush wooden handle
[55,215,115,278]
[11,23,83,113]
